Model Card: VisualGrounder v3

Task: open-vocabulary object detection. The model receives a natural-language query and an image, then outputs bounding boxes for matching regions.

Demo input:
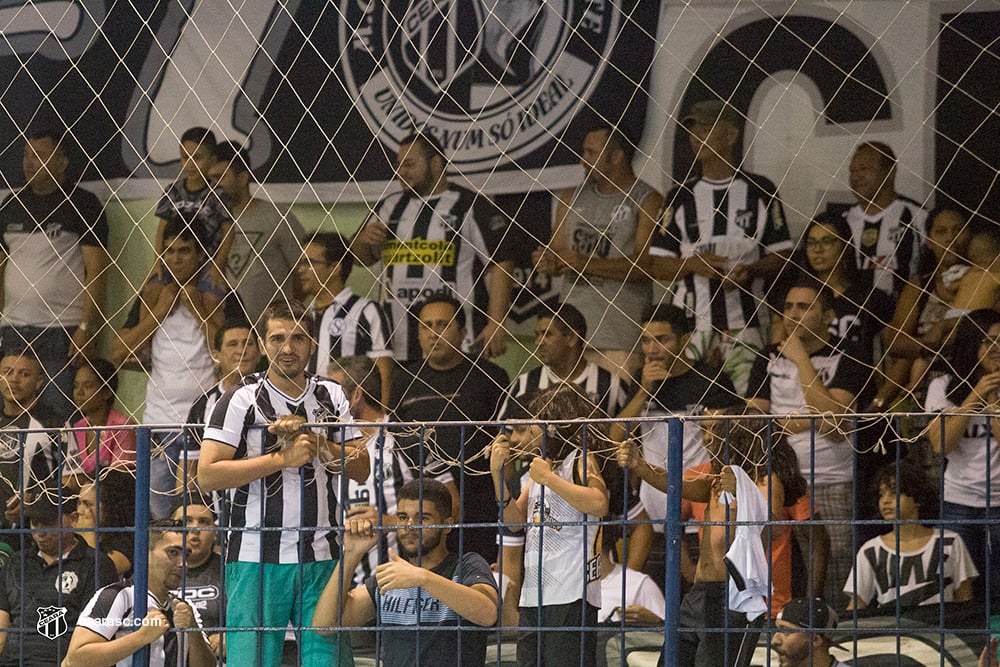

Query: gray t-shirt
[559,180,655,350]
[365,551,497,667]
[225,200,304,326]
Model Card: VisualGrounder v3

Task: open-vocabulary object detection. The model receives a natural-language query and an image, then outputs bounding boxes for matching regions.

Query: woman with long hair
[925,308,1000,604]
[66,358,136,476]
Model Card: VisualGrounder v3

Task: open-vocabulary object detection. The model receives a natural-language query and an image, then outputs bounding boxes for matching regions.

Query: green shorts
[225,560,353,667]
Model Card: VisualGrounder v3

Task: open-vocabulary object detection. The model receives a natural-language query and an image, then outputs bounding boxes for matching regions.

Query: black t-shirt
[0,535,118,666]
[365,551,497,667]
[172,551,223,632]
[390,358,509,561]
[645,361,741,413]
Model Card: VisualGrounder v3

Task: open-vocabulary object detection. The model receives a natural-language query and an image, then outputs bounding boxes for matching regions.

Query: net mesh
[0,0,996,556]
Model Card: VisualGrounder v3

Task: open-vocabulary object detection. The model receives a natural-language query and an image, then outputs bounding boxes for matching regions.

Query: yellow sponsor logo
[383,239,456,266]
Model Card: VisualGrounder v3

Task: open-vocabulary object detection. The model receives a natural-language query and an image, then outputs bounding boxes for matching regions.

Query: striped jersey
[76,583,207,667]
[651,173,792,332]
[498,362,629,422]
[371,184,511,362]
[0,414,60,512]
[844,198,928,296]
[308,286,392,375]
[335,423,414,586]
[203,372,361,564]
[182,381,225,461]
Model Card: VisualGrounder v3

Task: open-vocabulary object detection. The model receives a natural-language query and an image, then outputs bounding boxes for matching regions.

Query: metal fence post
[663,417,683,667]
[132,426,152,667]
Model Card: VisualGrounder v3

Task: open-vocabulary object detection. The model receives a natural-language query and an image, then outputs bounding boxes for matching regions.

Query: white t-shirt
[925,375,1000,507]
[598,563,665,623]
[844,529,978,608]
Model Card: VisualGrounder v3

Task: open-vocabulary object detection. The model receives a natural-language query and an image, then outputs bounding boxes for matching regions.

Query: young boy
[154,126,233,276]
[844,461,978,610]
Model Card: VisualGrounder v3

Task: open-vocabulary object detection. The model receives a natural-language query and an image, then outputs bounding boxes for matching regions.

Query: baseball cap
[777,597,845,648]
[22,488,78,525]
[681,100,741,129]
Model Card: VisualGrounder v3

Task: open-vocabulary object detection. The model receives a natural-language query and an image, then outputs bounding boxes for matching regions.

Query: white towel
[719,464,771,620]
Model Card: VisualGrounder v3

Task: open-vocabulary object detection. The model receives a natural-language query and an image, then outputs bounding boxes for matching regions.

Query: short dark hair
[415,295,465,329]
[875,461,938,522]
[971,225,1000,254]
[27,126,66,151]
[585,123,636,162]
[540,302,587,340]
[162,215,207,251]
[0,346,42,373]
[305,232,354,282]
[857,141,896,172]
[214,140,250,175]
[400,132,445,161]
[148,518,185,550]
[329,356,382,409]
[398,479,453,519]
[784,277,835,312]
[262,299,314,335]
[180,127,217,149]
[642,303,692,336]
[213,318,255,351]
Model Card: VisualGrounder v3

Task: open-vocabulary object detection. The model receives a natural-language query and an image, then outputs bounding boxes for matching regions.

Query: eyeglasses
[805,236,841,250]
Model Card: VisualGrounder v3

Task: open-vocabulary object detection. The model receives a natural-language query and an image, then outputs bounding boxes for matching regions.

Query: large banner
[0,1,659,201]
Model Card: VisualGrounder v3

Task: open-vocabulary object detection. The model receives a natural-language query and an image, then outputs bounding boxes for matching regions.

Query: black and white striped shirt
[844,197,928,296]
[182,381,225,462]
[498,362,629,423]
[372,184,511,362]
[651,173,792,331]
[309,287,392,375]
[76,583,206,667]
[335,423,417,586]
[204,373,361,564]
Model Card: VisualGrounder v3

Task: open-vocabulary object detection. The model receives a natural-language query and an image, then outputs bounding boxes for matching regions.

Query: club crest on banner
[340,0,619,173]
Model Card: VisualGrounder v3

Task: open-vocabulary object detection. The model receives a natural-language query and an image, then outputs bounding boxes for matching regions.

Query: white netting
[0,1,996,533]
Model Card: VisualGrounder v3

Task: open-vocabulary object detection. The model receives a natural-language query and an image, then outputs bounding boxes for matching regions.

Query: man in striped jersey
[197,300,368,666]
[650,100,792,395]
[180,319,261,491]
[352,132,514,363]
[64,519,215,667]
[299,232,393,405]
[845,141,928,297]
[499,303,628,422]
[327,356,419,588]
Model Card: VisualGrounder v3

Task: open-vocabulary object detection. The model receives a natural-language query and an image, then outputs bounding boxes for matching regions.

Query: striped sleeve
[203,386,253,448]
[76,583,131,641]
[360,301,393,358]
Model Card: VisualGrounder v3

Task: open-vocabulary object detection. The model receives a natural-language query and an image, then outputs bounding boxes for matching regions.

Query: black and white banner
[0,1,659,201]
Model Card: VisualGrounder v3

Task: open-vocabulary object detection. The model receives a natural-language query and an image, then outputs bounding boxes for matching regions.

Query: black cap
[22,488,77,525]
[777,598,844,648]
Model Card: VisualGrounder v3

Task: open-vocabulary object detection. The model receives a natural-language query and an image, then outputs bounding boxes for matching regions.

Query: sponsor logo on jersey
[383,238,456,266]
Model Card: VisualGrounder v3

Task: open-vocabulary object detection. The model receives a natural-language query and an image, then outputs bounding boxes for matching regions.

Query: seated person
[312,478,499,667]
[66,358,136,477]
[844,461,977,611]
[75,470,137,577]
[597,523,665,625]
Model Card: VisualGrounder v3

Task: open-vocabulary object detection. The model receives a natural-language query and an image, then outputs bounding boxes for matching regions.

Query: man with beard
[352,132,514,362]
[770,598,848,667]
[313,478,499,667]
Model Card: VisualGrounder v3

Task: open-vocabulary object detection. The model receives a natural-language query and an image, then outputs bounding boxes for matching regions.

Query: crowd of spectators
[0,102,997,666]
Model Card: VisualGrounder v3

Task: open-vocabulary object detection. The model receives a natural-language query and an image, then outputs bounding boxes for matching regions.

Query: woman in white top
[490,383,609,667]
[925,308,1000,604]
